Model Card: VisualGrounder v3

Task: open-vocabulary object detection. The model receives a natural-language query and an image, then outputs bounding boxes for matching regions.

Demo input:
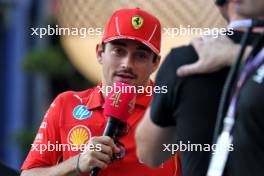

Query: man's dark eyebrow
[110,40,152,53]
[110,41,127,47]
[137,45,152,53]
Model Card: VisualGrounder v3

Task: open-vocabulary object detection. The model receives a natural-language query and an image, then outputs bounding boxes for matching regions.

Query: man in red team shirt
[21,8,179,176]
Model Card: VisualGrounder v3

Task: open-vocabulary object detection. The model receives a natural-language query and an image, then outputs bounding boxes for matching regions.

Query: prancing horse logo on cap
[132,15,143,29]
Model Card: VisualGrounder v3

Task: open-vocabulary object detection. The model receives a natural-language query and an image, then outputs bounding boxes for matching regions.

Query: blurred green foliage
[22,46,75,78]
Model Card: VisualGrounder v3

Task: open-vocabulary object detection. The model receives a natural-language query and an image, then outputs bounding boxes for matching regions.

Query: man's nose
[120,54,134,68]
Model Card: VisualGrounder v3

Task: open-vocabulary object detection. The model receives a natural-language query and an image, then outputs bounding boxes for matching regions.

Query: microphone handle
[90,168,100,176]
[90,117,120,176]
[103,117,120,137]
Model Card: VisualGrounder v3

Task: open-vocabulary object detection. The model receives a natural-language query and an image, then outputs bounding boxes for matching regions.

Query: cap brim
[103,36,160,55]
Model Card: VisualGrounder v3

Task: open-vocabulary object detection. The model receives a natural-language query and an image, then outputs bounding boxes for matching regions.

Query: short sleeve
[150,45,198,127]
[151,50,180,127]
[21,94,63,170]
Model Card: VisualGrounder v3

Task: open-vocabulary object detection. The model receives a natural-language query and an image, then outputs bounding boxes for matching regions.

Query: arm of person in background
[21,136,120,176]
[176,35,252,76]
[135,47,186,168]
[135,108,176,168]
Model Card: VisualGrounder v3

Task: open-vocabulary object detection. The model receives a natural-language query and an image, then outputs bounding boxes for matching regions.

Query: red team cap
[102,8,161,55]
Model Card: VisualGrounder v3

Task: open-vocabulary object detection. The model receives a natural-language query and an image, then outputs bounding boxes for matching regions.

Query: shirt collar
[86,81,153,110]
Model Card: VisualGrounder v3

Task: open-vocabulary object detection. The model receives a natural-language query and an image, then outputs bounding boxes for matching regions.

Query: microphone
[90,82,136,176]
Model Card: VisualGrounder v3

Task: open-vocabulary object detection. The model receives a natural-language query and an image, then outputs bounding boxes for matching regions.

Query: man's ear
[152,55,161,73]
[96,43,104,64]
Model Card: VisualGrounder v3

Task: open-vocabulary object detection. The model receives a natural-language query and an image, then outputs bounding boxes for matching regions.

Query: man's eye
[112,48,124,55]
[135,52,148,59]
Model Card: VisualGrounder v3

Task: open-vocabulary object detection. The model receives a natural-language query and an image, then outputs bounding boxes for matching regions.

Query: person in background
[135,0,261,175]
[176,0,264,175]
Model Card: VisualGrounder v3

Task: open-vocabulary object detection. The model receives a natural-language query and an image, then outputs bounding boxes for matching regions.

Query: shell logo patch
[67,125,91,147]
[73,105,93,120]
[132,15,144,30]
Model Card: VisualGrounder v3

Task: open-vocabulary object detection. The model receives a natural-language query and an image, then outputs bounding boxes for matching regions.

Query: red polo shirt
[21,83,180,175]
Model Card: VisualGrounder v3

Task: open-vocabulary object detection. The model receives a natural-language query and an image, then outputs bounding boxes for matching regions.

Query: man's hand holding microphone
[76,82,136,175]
